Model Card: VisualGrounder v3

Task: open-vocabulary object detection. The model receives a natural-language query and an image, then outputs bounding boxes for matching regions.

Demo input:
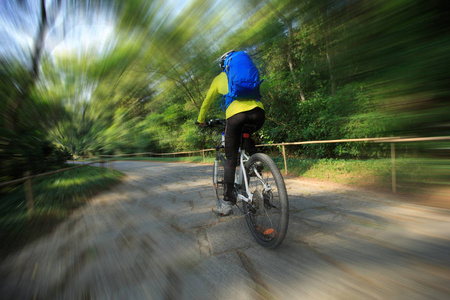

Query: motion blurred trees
[1,0,448,182]
[0,0,69,182]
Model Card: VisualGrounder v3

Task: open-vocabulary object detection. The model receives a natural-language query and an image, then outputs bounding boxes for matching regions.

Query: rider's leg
[224,108,265,202]
[223,116,242,204]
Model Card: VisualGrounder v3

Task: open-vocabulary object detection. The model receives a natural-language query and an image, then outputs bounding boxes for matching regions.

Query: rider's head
[219,50,235,70]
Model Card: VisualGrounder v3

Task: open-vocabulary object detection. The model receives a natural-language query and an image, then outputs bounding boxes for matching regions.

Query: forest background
[1,0,448,188]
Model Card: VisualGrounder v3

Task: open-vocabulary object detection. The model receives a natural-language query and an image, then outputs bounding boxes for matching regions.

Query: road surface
[1,161,449,299]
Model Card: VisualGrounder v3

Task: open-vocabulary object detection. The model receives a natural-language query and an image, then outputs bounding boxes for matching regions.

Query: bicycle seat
[241,124,257,135]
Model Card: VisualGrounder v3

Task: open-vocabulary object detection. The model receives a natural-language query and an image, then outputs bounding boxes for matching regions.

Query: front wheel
[243,153,289,248]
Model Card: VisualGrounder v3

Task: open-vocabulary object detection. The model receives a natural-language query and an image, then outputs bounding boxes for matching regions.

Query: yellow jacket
[197,72,264,123]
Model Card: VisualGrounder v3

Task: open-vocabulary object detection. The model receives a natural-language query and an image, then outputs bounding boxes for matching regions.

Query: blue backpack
[222,51,262,111]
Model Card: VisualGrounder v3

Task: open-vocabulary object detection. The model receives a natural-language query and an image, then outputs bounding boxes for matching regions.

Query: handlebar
[196,119,226,129]
[206,119,226,128]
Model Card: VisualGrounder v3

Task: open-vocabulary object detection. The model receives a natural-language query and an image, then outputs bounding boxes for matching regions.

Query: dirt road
[1,161,449,299]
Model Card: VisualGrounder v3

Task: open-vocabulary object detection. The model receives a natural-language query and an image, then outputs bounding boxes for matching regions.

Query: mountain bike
[206,119,289,248]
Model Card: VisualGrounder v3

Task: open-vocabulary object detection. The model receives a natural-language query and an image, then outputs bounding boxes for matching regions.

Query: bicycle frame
[207,118,288,248]
[209,118,272,206]
[235,147,272,204]
[235,148,252,203]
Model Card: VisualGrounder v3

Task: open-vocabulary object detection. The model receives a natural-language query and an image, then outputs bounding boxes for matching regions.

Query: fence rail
[0,161,102,217]
[98,135,449,194]
[97,136,450,158]
[0,161,99,188]
[1,135,449,216]
[258,136,450,182]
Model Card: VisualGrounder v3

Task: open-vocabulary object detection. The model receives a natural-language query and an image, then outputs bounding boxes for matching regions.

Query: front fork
[213,159,218,186]
[213,146,224,187]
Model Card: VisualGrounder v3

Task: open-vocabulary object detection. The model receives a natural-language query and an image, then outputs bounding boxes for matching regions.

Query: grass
[272,157,449,193]
[0,165,124,257]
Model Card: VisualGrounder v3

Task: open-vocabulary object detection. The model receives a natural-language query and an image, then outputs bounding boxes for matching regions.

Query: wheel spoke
[243,153,289,248]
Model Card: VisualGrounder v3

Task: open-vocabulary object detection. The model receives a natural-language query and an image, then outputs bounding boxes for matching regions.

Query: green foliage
[0,129,72,182]
[261,83,389,158]
[1,0,448,187]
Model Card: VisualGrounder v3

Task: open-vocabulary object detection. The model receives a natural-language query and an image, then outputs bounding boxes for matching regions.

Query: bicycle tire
[243,153,289,248]
[213,153,226,203]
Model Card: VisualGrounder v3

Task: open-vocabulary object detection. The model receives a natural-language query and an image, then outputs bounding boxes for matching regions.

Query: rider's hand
[195,121,206,127]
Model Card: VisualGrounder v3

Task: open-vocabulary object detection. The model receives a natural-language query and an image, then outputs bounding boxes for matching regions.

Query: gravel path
[1,161,449,299]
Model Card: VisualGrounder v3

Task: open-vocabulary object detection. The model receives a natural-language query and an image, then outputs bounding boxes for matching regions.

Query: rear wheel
[213,153,226,203]
[243,153,289,248]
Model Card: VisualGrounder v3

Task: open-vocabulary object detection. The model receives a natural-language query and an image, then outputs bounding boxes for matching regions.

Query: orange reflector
[263,228,274,235]
[243,133,250,138]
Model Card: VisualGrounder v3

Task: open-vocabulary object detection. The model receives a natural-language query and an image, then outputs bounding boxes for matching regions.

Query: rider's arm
[197,74,223,124]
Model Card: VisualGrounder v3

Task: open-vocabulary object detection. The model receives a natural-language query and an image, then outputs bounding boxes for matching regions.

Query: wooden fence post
[24,171,34,217]
[202,150,205,162]
[391,142,397,193]
[282,143,288,175]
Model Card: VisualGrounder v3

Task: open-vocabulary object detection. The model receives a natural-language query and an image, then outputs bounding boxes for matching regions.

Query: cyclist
[197,51,265,216]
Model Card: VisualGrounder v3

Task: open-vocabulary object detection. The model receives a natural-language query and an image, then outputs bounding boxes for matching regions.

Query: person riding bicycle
[197,50,265,216]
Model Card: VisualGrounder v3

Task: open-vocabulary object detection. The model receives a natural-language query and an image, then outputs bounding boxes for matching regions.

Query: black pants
[224,107,265,202]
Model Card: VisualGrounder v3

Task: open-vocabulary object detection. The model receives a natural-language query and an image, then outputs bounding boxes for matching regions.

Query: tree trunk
[268,1,306,102]
[5,0,62,130]
[286,50,306,102]
[324,27,336,96]
[32,0,48,82]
